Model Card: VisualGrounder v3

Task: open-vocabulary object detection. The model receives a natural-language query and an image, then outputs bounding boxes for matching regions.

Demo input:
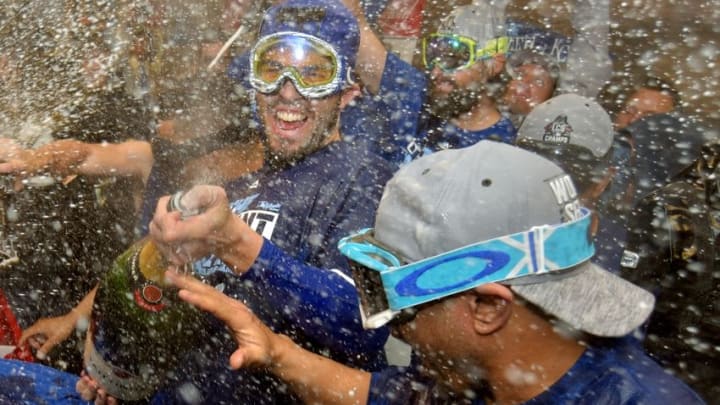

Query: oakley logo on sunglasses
[395,250,510,296]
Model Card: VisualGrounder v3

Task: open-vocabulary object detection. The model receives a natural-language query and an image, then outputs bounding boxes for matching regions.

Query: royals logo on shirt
[542,115,573,145]
[195,194,282,275]
[240,208,279,240]
[230,195,281,240]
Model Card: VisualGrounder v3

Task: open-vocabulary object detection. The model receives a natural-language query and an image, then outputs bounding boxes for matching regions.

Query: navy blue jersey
[154,141,394,404]
[368,339,704,404]
[0,358,90,404]
[194,141,392,365]
[405,115,516,164]
[348,53,516,165]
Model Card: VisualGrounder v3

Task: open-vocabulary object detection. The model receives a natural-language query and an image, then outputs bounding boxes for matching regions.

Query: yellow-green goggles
[250,32,342,98]
[421,33,509,73]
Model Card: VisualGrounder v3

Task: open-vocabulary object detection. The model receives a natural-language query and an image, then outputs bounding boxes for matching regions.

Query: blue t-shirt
[368,339,704,404]
[347,53,516,166]
[154,141,394,403]
[404,115,516,164]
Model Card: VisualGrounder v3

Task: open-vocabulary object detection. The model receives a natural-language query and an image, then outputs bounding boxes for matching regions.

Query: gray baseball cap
[436,3,506,45]
[517,94,614,158]
[374,141,654,337]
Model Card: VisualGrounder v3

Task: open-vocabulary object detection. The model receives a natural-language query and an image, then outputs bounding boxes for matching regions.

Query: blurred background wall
[2,0,718,135]
[381,0,719,133]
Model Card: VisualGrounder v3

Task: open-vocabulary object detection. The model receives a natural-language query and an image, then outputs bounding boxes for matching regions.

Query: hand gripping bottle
[84,193,206,401]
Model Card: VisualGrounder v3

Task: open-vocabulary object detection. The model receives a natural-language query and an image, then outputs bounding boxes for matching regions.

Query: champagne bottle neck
[137,241,167,284]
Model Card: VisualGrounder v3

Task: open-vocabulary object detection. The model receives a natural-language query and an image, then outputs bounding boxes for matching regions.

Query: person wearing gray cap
[515,93,635,273]
[342,0,516,165]
[164,141,704,404]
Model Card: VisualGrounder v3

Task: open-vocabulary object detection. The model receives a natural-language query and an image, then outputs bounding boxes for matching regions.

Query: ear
[339,83,361,109]
[469,283,513,335]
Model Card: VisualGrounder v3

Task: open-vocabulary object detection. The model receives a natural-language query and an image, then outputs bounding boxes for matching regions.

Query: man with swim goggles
[338,207,595,328]
[70,0,395,403]
[243,1,361,162]
[347,1,516,164]
[421,33,509,74]
[250,32,351,99]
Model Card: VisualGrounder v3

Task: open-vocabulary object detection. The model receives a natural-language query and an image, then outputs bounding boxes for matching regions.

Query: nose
[429,66,444,80]
[509,80,530,98]
[278,78,302,101]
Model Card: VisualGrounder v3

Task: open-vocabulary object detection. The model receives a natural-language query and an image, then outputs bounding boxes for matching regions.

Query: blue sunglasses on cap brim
[339,207,595,329]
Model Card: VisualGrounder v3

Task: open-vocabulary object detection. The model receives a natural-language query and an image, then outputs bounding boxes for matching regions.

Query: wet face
[254,42,356,163]
[392,296,486,394]
[427,62,488,119]
[503,64,555,115]
[614,87,676,129]
[256,81,343,163]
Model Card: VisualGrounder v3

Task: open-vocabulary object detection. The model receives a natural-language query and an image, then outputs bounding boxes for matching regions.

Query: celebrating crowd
[0,0,717,404]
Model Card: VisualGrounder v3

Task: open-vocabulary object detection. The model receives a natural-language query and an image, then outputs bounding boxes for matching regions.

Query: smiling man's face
[256,79,342,161]
[254,41,359,163]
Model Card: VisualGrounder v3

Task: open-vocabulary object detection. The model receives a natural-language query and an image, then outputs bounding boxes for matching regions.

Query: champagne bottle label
[129,246,166,312]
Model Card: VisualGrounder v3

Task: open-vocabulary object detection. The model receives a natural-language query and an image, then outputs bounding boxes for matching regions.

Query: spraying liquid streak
[207,23,248,70]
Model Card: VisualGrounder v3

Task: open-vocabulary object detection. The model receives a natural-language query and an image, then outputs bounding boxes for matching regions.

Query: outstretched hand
[19,311,82,360]
[165,270,277,370]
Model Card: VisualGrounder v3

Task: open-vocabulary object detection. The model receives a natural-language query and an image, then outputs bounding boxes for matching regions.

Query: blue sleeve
[315,157,393,273]
[373,53,428,164]
[0,359,90,404]
[367,366,438,405]
[244,240,389,364]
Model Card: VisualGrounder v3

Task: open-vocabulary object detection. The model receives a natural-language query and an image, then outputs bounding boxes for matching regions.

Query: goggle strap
[378,208,594,311]
[477,36,510,59]
[529,224,546,274]
[345,65,356,86]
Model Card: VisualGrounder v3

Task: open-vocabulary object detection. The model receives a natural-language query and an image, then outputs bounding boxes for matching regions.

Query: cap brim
[510,262,655,337]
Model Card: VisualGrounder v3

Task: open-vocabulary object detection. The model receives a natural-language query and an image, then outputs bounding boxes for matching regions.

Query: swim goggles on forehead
[338,207,595,329]
[249,32,344,99]
[421,33,509,73]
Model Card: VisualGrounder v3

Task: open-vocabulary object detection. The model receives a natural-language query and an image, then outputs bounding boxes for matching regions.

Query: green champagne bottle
[84,238,206,401]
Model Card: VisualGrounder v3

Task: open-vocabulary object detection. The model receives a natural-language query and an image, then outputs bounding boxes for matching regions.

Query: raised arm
[558,0,611,97]
[341,0,388,94]
[0,138,153,184]
[166,270,371,405]
[79,140,153,181]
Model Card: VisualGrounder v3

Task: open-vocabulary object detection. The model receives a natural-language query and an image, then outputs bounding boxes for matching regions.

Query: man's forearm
[340,0,387,94]
[74,285,98,321]
[79,140,153,183]
[215,214,264,274]
[270,333,371,405]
